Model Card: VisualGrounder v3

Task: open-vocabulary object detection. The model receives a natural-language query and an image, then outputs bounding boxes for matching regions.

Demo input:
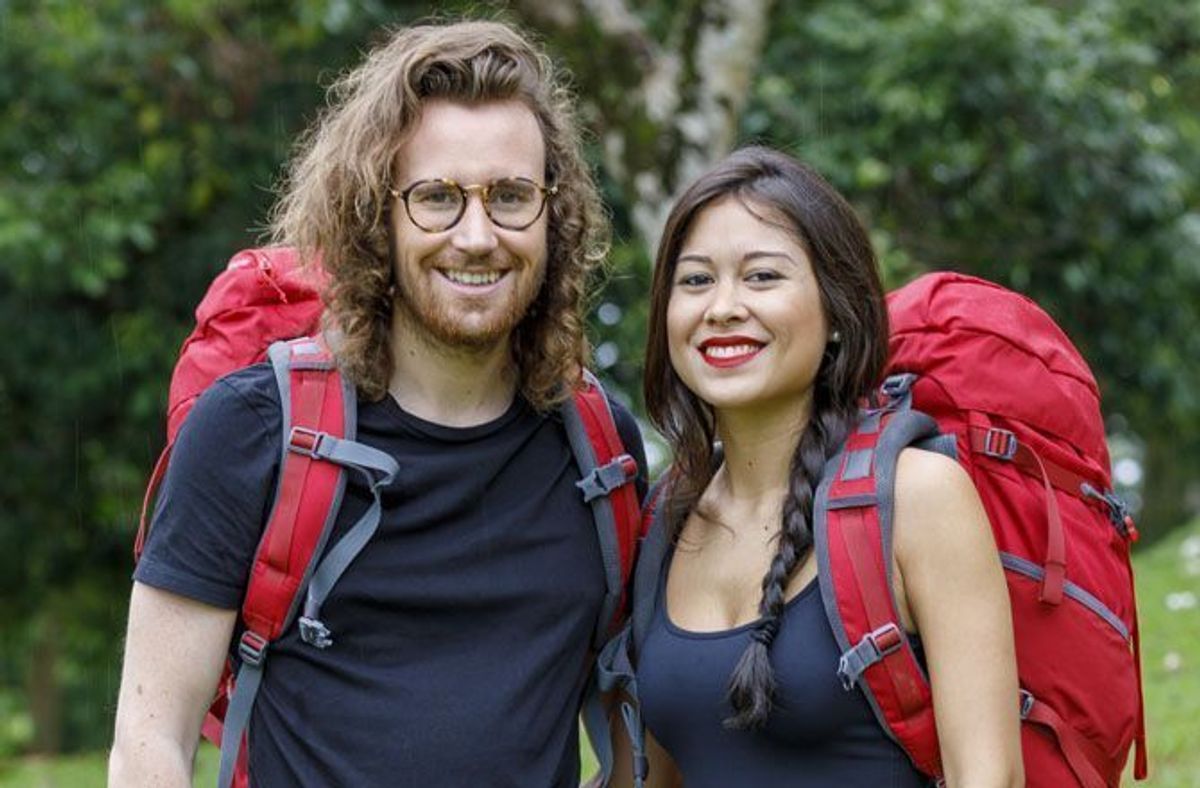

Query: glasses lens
[407,181,463,231]
[486,179,541,228]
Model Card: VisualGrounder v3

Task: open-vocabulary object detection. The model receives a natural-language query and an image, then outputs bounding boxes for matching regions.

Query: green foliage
[745,0,1200,534]
[2,0,1198,759]
[1123,518,1200,785]
[0,0,424,753]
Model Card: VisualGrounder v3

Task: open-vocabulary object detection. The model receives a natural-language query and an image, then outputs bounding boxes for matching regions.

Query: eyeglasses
[389,177,557,232]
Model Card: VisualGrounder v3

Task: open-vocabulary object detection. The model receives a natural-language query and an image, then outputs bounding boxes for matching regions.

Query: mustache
[431,249,518,269]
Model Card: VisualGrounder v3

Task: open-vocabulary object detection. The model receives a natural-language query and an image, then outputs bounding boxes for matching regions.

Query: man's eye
[490,182,535,206]
[413,186,459,206]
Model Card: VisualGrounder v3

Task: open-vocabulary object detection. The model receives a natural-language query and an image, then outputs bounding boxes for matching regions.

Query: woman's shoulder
[892,447,993,560]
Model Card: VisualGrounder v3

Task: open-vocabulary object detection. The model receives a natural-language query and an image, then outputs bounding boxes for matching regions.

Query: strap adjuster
[881,373,917,401]
[576,454,638,503]
[837,622,904,690]
[981,427,1019,461]
[298,616,333,649]
[238,631,269,667]
[288,426,329,459]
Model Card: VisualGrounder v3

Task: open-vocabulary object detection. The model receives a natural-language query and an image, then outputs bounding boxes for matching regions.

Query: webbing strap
[969,426,1066,604]
[581,628,640,787]
[840,507,926,718]
[217,657,264,788]
[294,436,399,647]
[1022,692,1113,788]
[1125,548,1149,779]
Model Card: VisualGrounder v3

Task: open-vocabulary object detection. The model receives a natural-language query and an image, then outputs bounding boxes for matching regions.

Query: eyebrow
[676,250,797,265]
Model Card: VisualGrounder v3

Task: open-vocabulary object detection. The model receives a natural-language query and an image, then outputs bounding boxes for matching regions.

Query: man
[110,20,645,787]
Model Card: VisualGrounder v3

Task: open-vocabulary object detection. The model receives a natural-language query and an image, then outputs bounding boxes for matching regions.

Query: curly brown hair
[268,20,609,409]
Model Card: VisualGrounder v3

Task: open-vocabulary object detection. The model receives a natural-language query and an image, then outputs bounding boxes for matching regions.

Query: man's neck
[387,315,519,428]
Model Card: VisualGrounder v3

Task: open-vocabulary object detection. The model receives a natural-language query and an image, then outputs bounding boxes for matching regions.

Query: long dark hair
[643,146,888,728]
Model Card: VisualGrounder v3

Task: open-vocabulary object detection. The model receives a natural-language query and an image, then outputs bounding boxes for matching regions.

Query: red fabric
[826,422,942,778]
[134,248,325,557]
[882,272,1145,784]
[572,378,643,631]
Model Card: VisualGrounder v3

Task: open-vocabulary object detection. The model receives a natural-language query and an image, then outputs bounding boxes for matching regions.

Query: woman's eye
[746,269,782,283]
[676,272,712,287]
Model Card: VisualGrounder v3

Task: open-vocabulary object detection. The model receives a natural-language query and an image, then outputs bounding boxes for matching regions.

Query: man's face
[389,99,549,353]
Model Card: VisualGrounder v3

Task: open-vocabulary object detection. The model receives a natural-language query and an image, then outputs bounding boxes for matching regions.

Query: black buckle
[238,631,269,667]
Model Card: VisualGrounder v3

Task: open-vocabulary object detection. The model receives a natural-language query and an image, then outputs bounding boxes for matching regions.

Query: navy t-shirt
[637,552,928,788]
[135,364,645,787]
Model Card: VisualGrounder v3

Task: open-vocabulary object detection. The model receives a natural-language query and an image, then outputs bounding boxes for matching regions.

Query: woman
[609,147,1022,787]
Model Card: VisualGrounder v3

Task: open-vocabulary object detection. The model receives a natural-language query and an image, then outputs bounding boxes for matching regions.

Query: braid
[724,407,853,729]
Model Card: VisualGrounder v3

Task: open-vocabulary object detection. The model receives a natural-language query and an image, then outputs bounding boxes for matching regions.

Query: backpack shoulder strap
[582,474,671,788]
[630,476,672,661]
[215,336,358,788]
[814,405,946,779]
[560,370,641,646]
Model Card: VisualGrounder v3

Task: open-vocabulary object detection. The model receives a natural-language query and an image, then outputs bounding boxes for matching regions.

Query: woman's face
[666,196,829,418]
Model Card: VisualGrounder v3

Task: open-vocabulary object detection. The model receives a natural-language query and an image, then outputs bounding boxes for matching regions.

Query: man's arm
[109,582,237,788]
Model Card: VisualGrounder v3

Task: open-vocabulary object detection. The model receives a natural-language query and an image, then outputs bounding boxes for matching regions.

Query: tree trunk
[27,609,63,755]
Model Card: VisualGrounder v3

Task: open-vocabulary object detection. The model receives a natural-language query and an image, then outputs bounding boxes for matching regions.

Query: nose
[451,194,499,256]
[704,279,748,325]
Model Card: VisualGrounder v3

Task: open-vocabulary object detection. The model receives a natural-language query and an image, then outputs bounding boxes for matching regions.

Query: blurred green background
[2,0,1198,783]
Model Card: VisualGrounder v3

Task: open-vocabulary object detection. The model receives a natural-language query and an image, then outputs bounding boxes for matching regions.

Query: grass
[2,520,1197,787]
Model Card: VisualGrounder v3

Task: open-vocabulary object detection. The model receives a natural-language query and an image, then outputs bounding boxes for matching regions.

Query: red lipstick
[698,335,765,368]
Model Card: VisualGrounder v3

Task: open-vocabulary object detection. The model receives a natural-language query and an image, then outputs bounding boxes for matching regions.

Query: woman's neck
[711,400,811,507]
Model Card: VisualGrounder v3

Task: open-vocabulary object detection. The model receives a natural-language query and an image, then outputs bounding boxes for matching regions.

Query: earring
[830,330,842,344]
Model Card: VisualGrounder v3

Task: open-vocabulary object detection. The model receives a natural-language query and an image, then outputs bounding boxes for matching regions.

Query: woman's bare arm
[893,449,1023,788]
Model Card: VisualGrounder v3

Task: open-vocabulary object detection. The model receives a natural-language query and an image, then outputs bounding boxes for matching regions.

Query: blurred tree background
[2,0,1198,761]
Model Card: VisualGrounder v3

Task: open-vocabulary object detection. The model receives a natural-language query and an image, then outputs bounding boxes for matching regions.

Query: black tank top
[637,555,929,788]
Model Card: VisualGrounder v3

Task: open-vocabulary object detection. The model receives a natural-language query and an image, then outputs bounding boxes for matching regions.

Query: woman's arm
[892,448,1023,788]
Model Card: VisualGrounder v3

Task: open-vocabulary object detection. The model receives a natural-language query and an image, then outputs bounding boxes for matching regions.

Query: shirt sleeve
[133,366,282,609]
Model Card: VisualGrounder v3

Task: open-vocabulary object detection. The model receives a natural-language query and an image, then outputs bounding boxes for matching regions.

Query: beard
[393,249,546,354]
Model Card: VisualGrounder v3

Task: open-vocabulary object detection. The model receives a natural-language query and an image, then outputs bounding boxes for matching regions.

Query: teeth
[443,269,502,286]
[705,344,761,358]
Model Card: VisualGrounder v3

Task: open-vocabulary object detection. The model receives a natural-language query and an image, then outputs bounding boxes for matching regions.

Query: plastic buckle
[238,631,269,667]
[288,426,325,459]
[836,623,904,690]
[881,373,917,400]
[982,428,1018,461]
[298,616,334,649]
[576,454,638,503]
[867,622,903,657]
[1019,689,1036,720]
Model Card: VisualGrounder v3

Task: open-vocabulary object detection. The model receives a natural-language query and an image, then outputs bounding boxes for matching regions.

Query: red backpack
[821,272,1147,786]
[135,247,643,788]
[613,272,1146,788]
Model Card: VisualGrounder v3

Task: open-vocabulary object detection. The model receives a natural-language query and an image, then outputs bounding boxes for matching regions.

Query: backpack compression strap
[560,369,641,646]
[217,337,398,788]
[814,406,945,779]
[582,477,670,788]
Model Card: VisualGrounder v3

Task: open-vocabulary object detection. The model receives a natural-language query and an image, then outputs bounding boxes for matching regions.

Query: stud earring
[830,330,842,343]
